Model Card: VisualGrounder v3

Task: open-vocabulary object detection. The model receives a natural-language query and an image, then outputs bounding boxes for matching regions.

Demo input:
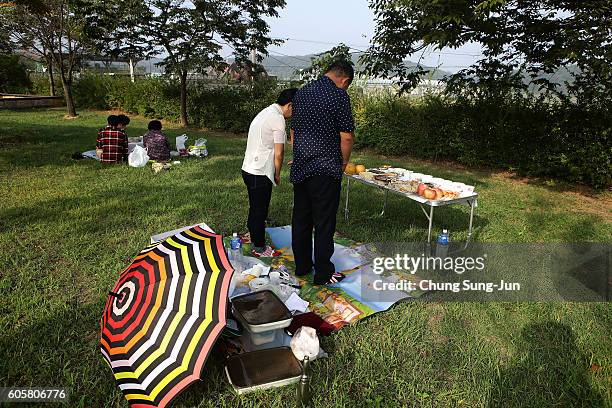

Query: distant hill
[136,52,450,80]
[136,54,577,91]
[260,51,450,80]
[524,65,578,93]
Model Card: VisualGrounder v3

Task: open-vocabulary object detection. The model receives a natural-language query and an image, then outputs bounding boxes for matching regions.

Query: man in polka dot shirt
[290,60,355,285]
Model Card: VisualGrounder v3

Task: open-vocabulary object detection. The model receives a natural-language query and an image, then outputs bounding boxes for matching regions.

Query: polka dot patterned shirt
[290,75,355,184]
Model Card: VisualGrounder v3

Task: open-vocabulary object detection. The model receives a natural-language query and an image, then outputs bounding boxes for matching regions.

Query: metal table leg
[344,177,351,220]
[427,205,434,243]
[380,189,388,217]
[467,199,476,241]
[419,204,435,243]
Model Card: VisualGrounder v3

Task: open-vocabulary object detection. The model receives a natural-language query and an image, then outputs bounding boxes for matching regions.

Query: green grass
[0,108,610,408]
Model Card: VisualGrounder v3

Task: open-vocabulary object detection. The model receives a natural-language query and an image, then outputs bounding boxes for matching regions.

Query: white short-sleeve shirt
[241,103,286,185]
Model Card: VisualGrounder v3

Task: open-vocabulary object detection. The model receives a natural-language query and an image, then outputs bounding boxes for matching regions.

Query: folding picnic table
[343,174,478,243]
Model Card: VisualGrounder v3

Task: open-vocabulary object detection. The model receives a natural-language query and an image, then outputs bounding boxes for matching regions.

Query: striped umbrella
[100,226,234,407]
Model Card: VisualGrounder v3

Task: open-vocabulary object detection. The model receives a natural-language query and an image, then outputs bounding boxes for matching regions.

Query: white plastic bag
[128,145,149,168]
[176,134,188,150]
[290,326,320,361]
[189,138,208,157]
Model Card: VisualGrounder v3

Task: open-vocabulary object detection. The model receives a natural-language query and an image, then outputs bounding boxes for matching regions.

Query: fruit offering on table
[344,163,357,175]
[353,165,472,201]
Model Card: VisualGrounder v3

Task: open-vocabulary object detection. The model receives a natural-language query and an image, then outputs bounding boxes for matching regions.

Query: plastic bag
[176,134,189,156]
[189,138,208,157]
[128,145,149,168]
[290,326,320,361]
[176,134,188,150]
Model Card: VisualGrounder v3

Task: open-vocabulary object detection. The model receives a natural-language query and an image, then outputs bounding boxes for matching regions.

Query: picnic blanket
[257,226,426,331]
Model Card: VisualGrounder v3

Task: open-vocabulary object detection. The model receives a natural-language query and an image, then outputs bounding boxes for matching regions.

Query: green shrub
[72,73,118,109]
[0,54,31,93]
[30,73,62,96]
[188,80,280,132]
[66,74,278,132]
[353,92,611,188]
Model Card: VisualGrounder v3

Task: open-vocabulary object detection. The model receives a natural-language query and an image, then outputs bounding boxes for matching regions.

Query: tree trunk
[46,58,56,96]
[60,76,77,117]
[129,58,135,83]
[180,69,188,127]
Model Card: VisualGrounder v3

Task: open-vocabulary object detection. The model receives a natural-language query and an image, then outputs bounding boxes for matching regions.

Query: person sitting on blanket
[143,120,171,162]
[241,88,298,257]
[117,114,131,131]
[96,115,128,164]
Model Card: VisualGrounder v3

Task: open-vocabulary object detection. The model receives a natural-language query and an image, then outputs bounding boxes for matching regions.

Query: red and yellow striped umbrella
[100,226,234,407]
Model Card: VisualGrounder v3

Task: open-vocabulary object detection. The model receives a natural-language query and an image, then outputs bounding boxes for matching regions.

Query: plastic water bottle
[230,233,243,273]
[436,229,450,259]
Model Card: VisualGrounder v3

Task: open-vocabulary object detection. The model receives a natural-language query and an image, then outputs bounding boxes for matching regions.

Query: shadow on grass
[0,179,248,239]
[0,298,245,408]
[487,321,604,408]
[0,301,124,407]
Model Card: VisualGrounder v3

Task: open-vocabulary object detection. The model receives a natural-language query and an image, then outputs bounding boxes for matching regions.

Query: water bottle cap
[443,229,448,234]
[232,233,238,237]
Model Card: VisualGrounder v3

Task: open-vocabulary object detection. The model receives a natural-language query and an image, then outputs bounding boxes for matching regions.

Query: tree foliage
[147,0,285,126]
[0,54,31,93]
[364,0,612,104]
[4,0,96,115]
[297,43,354,82]
[85,0,156,75]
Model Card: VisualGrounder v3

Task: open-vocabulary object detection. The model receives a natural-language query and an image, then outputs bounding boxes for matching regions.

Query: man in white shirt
[242,88,298,257]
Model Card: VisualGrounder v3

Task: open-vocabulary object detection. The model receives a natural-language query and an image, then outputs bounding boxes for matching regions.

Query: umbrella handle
[108,291,121,298]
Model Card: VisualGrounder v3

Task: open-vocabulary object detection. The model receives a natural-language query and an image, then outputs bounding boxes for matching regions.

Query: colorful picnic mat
[251,226,427,331]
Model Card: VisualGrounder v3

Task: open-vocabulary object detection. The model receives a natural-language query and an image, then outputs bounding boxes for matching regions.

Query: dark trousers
[292,175,341,282]
[242,170,273,249]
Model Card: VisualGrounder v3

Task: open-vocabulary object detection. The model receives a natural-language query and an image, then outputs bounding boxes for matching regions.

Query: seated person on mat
[96,115,128,164]
[143,120,171,162]
[117,114,131,132]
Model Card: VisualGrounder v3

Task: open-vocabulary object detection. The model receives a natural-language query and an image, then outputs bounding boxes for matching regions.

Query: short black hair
[117,114,130,126]
[148,120,163,131]
[325,60,355,84]
[276,88,298,106]
[107,115,120,127]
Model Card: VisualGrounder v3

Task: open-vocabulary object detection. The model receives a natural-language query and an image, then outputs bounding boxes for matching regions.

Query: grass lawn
[1,108,610,407]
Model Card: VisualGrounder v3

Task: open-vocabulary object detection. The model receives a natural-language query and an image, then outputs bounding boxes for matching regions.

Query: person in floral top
[143,120,171,161]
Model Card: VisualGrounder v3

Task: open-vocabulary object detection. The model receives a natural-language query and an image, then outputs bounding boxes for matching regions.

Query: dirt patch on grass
[426,304,449,344]
[491,171,612,222]
[564,193,612,222]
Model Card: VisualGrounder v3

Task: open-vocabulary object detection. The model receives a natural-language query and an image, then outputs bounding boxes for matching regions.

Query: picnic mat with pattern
[248,226,428,331]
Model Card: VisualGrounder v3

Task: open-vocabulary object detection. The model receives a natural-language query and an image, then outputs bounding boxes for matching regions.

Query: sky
[262,0,484,73]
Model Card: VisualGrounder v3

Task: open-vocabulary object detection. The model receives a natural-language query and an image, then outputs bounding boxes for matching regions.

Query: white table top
[345,174,478,207]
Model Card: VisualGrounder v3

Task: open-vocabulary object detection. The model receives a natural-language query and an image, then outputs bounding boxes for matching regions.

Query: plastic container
[225,347,302,394]
[231,290,293,334]
[250,329,280,346]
